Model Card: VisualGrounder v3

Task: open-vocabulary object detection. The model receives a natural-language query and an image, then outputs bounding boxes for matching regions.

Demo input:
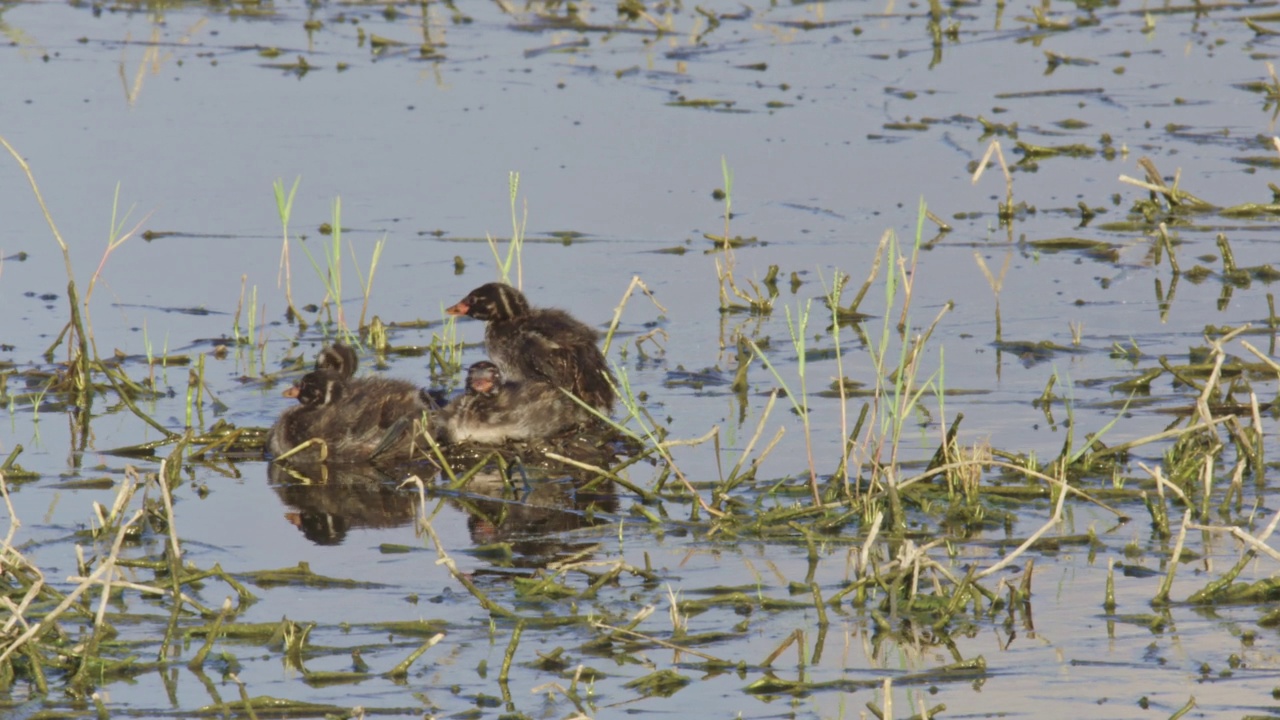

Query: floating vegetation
[1028,236,1120,262]
[666,98,735,109]
[1044,50,1098,71]
[1016,140,1097,160]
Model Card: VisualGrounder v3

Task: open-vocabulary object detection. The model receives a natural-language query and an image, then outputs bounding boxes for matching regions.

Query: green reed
[292,197,385,341]
[746,300,819,504]
[273,176,304,323]
[713,158,773,315]
[488,170,526,287]
[353,236,386,330]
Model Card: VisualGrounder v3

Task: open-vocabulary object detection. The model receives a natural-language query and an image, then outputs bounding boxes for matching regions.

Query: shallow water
[5,0,1280,717]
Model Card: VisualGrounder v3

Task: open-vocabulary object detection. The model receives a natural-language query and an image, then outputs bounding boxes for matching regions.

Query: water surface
[4,0,1280,717]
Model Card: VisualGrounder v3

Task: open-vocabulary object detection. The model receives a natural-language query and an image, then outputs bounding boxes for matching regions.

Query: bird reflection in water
[267,456,618,568]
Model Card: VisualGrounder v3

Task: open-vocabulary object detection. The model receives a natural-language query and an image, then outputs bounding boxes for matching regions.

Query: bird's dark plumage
[268,369,348,460]
[434,361,591,444]
[269,344,435,463]
[315,342,359,378]
[446,283,615,413]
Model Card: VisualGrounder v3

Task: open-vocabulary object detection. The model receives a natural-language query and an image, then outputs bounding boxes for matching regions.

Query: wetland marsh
[4,0,1280,718]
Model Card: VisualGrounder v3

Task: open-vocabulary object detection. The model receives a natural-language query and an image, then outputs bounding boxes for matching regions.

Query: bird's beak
[445,301,469,316]
[283,384,301,398]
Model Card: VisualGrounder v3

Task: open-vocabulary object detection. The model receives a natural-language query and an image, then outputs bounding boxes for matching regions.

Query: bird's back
[486,308,615,412]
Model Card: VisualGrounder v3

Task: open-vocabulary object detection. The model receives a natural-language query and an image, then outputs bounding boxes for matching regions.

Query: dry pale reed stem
[1139,462,1187,504]
[1190,506,1280,563]
[588,621,725,663]
[603,275,667,356]
[0,508,145,666]
[974,474,1069,581]
[1155,510,1192,604]
[1240,340,1280,376]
